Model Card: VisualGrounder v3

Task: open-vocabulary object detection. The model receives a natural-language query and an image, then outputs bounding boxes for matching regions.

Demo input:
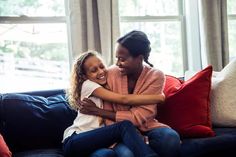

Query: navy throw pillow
[0,93,77,152]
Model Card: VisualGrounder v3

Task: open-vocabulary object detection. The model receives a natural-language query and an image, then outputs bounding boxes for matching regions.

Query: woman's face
[115,44,141,75]
[83,56,107,85]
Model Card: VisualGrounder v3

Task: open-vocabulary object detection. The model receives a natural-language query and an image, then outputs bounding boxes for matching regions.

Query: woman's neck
[127,65,143,81]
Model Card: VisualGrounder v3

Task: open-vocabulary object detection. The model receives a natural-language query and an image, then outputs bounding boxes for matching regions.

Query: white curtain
[65,0,120,66]
[199,0,229,71]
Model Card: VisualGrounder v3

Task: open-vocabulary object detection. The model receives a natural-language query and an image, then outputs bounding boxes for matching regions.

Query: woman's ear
[138,55,144,62]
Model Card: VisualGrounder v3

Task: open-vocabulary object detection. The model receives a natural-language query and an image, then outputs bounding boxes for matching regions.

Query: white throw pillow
[211,59,236,127]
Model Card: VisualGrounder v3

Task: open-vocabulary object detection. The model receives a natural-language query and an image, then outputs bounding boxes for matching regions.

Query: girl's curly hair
[67,51,97,110]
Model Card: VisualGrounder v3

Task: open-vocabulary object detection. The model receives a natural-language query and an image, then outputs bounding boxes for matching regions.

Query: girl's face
[83,56,107,85]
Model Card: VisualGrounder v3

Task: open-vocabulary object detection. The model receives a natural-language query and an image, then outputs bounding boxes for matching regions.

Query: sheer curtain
[199,0,229,71]
[65,0,120,66]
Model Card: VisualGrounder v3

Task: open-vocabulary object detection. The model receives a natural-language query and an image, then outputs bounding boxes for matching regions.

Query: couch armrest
[18,89,66,97]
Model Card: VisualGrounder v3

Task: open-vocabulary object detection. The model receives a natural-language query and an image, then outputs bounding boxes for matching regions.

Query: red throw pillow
[0,134,12,157]
[157,65,215,138]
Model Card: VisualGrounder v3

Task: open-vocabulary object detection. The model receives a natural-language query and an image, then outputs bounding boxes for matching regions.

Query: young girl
[62,51,164,157]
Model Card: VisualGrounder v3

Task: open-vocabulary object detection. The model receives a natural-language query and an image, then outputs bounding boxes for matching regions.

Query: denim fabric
[145,127,181,157]
[63,120,157,157]
[114,143,134,157]
[90,148,117,157]
[113,127,181,157]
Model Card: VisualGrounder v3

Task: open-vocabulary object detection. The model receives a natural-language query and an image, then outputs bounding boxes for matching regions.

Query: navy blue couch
[0,89,236,157]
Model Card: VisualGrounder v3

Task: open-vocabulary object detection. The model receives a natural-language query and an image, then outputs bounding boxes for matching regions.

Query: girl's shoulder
[82,80,101,89]
[80,80,102,99]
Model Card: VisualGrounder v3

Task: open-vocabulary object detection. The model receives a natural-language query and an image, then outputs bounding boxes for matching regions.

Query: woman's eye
[119,58,125,62]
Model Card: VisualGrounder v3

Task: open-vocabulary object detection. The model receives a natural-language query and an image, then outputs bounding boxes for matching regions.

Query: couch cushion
[181,127,236,157]
[0,93,76,152]
[211,59,236,127]
[157,66,215,138]
[13,149,64,157]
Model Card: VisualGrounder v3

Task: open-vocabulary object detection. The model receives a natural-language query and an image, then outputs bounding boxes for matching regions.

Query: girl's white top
[62,80,103,142]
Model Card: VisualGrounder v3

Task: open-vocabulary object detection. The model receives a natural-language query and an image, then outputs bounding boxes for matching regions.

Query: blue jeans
[113,127,181,157]
[63,120,157,157]
[114,143,134,157]
[90,148,116,157]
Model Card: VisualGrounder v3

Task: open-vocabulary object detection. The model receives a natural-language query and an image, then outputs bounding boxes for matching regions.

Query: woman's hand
[78,98,116,121]
[79,98,100,115]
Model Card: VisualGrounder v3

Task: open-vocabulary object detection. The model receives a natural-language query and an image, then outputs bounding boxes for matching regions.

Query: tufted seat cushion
[13,149,64,157]
[181,127,236,157]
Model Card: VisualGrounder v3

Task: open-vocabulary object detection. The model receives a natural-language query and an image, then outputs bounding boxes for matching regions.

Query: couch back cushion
[0,93,76,152]
[157,66,215,138]
[211,59,236,127]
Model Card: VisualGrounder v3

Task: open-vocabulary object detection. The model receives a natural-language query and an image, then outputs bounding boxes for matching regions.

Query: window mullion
[0,16,66,24]
[228,15,236,20]
[120,16,181,22]
[179,0,188,73]
[185,0,202,71]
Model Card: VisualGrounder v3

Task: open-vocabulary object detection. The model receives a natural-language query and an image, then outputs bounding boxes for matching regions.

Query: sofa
[1,63,236,157]
[0,89,236,157]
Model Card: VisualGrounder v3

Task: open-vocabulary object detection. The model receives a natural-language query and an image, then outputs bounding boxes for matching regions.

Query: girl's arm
[92,87,165,105]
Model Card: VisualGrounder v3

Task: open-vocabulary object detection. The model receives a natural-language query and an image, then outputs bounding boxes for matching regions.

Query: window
[0,0,69,93]
[227,0,236,61]
[118,0,186,76]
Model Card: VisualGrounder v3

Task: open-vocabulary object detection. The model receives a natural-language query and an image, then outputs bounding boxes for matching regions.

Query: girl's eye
[91,68,97,73]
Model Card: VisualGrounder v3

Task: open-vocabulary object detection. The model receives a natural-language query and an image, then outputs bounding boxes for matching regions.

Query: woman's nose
[116,60,121,66]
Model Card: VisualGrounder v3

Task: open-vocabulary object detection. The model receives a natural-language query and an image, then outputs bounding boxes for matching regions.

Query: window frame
[0,16,65,24]
[184,0,202,71]
[119,0,188,76]
[0,4,69,93]
[227,4,236,61]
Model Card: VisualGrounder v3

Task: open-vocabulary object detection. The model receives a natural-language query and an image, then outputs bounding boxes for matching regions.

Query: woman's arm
[79,98,116,121]
[92,87,165,105]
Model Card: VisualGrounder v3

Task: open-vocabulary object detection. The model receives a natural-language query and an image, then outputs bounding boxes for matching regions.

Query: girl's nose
[98,68,105,74]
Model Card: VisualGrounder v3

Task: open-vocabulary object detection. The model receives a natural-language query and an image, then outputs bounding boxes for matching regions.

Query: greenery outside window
[118,0,186,77]
[0,0,69,93]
